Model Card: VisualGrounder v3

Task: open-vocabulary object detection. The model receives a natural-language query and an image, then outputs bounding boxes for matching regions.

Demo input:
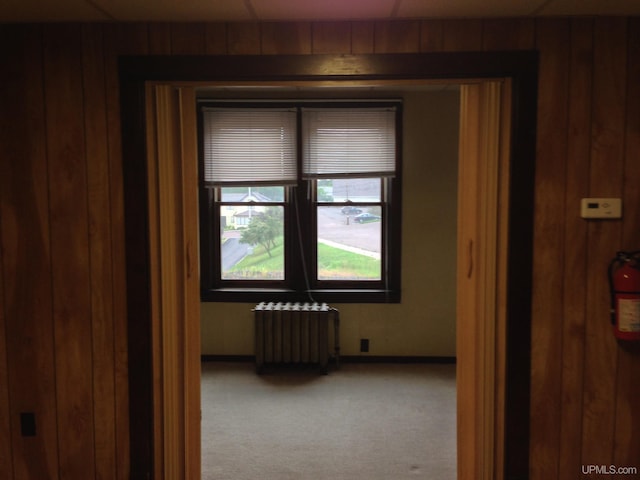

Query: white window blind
[302,107,397,179]
[202,108,297,185]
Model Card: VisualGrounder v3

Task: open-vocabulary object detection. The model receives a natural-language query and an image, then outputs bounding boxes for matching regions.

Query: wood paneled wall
[1,18,639,479]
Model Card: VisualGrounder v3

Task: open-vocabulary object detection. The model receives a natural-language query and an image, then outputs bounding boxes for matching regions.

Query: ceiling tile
[250,0,397,21]
[3,0,640,24]
[398,0,545,18]
[537,0,640,15]
[0,0,109,22]
[91,0,253,21]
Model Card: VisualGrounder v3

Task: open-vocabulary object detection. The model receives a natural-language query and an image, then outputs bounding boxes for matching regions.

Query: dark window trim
[198,100,402,303]
[120,52,538,479]
[312,180,387,290]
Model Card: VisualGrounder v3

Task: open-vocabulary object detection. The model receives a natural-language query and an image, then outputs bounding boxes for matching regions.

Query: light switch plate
[580,198,622,219]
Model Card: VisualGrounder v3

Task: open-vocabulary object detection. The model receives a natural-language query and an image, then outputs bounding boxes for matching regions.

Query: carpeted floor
[201,362,457,480]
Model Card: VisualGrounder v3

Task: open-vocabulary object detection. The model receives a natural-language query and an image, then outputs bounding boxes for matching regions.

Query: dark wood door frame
[119,51,538,479]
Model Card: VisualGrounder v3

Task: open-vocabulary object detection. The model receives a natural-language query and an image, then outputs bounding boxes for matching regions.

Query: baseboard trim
[201,355,253,362]
[201,354,456,364]
[341,355,456,364]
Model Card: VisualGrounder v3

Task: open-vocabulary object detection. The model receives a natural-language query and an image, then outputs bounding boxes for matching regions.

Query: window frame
[198,100,402,303]
[312,178,387,288]
[213,186,290,286]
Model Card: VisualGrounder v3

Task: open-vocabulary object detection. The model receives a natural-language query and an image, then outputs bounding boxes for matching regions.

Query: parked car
[354,212,381,223]
[341,205,363,215]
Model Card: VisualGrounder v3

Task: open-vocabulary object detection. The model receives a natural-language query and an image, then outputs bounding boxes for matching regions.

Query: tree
[239,207,282,257]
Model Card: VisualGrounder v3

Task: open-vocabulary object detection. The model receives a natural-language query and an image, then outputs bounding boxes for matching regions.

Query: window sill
[201,288,400,304]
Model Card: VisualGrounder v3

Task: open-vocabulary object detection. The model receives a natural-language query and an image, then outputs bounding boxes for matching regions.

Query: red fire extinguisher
[608,250,640,341]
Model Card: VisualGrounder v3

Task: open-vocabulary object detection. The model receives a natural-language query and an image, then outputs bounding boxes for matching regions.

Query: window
[199,101,402,303]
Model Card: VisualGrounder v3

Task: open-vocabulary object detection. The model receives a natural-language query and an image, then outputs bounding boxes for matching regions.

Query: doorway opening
[196,82,460,479]
[120,52,536,480]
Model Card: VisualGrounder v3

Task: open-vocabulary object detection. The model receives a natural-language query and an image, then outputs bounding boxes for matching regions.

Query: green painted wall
[201,88,460,357]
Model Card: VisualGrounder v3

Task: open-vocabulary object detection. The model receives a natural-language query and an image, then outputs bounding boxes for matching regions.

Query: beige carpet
[201,362,457,480]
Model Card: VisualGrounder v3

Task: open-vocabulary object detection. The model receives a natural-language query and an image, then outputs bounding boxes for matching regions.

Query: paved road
[317,206,381,254]
[221,238,250,271]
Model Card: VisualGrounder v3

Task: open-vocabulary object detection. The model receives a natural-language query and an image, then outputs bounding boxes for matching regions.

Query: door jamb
[119,52,538,479]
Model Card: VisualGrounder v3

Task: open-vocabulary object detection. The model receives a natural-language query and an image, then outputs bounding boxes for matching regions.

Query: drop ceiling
[2,0,640,23]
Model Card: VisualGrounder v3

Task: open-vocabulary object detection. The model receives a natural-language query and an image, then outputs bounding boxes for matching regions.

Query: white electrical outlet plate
[580,198,622,219]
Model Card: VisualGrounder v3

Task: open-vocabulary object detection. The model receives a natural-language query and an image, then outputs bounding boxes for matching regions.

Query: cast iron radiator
[253,302,340,374]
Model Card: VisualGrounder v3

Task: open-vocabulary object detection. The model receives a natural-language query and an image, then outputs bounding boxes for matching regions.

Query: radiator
[253,302,340,374]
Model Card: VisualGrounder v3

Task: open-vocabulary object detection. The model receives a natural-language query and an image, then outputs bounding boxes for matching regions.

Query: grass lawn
[229,240,379,280]
[317,243,380,279]
[228,241,285,278]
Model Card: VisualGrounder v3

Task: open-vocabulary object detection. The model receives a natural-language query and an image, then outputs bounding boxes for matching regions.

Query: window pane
[220,206,284,280]
[320,178,381,203]
[220,186,284,202]
[317,206,381,281]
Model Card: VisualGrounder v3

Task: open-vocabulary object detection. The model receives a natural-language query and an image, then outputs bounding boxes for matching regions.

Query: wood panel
[82,24,117,480]
[43,23,95,479]
[615,16,640,468]
[227,22,261,54]
[312,22,351,54]
[0,158,13,480]
[171,23,207,54]
[581,17,627,467]
[419,20,444,52]
[442,19,483,51]
[373,20,420,53]
[149,23,172,54]
[1,17,640,480]
[205,23,228,54]
[557,17,593,480]
[0,27,17,480]
[482,18,535,51]
[0,25,60,480]
[529,18,570,480]
[261,22,311,54]
[351,21,374,54]
[0,79,13,478]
